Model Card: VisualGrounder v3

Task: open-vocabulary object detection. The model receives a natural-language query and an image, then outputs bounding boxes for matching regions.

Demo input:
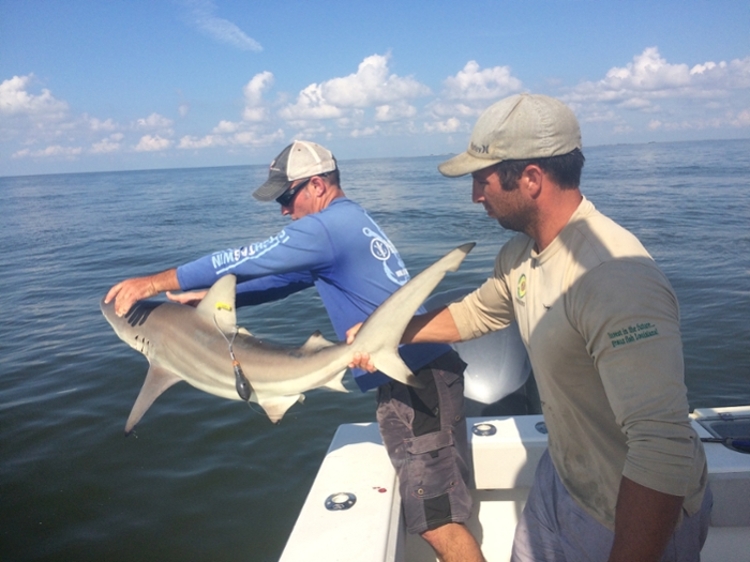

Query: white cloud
[231,128,285,146]
[428,100,481,119]
[692,57,750,90]
[279,83,344,121]
[179,135,221,149]
[4,47,748,175]
[579,109,619,124]
[90,133,124,154]
[0,74,68,118]
[350,126,380,138]
[443,61,523,101]
[424,117,463,133]
[178,71,279,152]
[280,54,429,122]
[604,47,691,92]
[136,113,174,130]
[178,134,227,149]
[12,145,83,159]
[212,120,240,134]
[323,54,430,107]
[178,128,284,149]
[568,48,750,106]
[645,109,750,132]
[87,116,118,131]
[732,109,750,127]
[180,0,262,52]
[135,134,172,152]
[562,48,750,137]
[375,102,417,122]
[242,71,274,122]
[420,62,523,135]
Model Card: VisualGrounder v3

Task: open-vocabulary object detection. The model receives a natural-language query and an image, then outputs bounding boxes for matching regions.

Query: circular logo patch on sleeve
[517,274,527,299]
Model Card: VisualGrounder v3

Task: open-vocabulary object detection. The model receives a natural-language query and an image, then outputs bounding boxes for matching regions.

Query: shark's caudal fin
[125,364,182,435]
[355,243,475,387]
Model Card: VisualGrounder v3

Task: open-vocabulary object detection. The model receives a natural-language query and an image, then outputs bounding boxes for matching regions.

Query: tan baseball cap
[438,94,581,177]
[253,140,337,201]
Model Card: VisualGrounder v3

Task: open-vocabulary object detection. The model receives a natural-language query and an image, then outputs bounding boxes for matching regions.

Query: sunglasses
[275,178,311,207]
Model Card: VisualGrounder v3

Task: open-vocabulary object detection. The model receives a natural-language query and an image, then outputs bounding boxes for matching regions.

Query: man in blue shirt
[105,140,484,562]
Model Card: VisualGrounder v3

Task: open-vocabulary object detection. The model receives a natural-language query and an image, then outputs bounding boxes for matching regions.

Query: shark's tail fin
[354,243,475,388]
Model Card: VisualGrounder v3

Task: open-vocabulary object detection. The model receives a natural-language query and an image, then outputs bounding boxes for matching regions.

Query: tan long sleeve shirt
[449,197,707,528]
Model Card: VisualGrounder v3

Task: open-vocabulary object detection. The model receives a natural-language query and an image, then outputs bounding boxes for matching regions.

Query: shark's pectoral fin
[125,365,182,435]
[257,394,305,424]
[371,353,423,389]
[322,369,349,393]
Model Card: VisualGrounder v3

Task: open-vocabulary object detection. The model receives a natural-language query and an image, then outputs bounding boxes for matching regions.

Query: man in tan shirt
[351,94,710,561]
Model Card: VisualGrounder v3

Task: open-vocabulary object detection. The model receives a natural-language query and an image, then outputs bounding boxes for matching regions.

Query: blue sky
[1,0,748,177]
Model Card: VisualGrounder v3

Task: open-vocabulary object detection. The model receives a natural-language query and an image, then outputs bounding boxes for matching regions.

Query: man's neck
[532,189,583,252]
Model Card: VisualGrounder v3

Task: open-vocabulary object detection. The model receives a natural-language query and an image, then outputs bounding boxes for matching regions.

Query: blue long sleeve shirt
[176,197,450,391]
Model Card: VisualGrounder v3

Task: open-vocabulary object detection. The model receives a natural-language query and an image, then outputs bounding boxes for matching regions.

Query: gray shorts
[512,450,713,562]
[376,351,473,535]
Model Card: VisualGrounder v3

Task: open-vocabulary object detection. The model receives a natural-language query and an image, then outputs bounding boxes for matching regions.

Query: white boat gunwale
[281,406,750,562]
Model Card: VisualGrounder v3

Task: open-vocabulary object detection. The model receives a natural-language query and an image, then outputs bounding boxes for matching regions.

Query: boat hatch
[696,413,750,454]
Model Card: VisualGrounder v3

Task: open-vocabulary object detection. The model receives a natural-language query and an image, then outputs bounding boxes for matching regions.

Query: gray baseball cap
[253,140,338,201]
[438,94,582,177]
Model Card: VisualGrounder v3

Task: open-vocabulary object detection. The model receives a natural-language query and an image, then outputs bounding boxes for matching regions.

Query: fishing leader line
[213,313,252,402]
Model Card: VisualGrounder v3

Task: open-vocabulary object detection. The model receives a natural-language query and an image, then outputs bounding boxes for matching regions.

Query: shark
[101,242,475,433]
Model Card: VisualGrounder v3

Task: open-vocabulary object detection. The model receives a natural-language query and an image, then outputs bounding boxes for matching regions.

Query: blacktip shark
[101,242,474,434]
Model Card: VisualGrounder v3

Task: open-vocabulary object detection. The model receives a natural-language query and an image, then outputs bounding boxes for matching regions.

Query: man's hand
[346,306,462,372]
[105,277,158,317]
[348,351,376,372]
[345,323,376,372]
[166,290,207,307]
[104,268,179,317]
[345,322,362,344]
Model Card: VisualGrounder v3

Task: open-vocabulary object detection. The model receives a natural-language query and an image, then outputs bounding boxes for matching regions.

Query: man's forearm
[608,475,683,562]
[402,306,462,344]
[149,268,180,293]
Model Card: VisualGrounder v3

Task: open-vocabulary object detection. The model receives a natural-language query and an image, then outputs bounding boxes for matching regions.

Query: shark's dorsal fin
[300,330,335,352]
[195,274,238,333]
[125,364,182,435]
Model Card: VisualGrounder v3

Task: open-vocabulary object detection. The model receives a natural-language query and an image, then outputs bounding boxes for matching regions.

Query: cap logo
[470,142,489,154]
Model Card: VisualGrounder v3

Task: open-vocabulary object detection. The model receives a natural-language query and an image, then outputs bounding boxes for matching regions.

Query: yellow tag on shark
[215,302,233,312]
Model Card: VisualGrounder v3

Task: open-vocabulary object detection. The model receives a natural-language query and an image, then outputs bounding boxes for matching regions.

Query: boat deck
[281,406,750,562]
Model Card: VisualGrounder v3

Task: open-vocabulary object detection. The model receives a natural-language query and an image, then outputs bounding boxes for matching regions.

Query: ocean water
[1,139,749,561]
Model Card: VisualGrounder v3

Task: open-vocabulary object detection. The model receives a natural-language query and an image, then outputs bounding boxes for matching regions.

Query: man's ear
[522,164,543,199]
[309,175,327,196]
